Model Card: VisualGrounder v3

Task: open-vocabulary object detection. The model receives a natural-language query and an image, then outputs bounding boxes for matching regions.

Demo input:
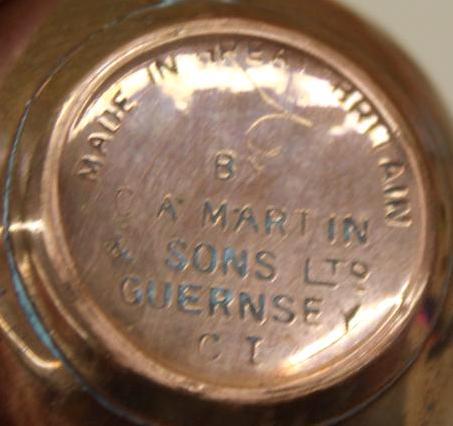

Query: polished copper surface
[0,1,452,425]
[33,25,431,398]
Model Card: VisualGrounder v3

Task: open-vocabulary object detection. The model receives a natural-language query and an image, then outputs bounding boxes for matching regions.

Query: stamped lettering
[60,33,425,387]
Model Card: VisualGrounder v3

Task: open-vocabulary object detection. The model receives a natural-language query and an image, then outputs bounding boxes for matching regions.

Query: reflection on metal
[8,220,44,234]
[0,315,61,371]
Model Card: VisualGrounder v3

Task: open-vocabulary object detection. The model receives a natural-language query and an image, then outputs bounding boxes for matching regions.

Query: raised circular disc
[24,20,431,404]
